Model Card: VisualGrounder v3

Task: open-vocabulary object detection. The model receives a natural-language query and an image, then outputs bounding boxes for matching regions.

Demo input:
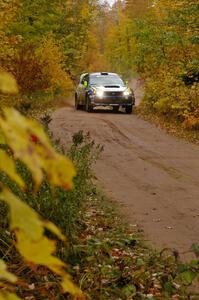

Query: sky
[107,0,115,5]
[101,0,116,6]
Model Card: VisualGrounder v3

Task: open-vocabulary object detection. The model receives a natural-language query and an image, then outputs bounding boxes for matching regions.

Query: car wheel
[75,94,81,110]
[86,96,93,112]
[125,105,133,114]
[113,106,119,113]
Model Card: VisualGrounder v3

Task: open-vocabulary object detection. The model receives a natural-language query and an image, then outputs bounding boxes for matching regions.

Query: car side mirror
[83,81,88,88]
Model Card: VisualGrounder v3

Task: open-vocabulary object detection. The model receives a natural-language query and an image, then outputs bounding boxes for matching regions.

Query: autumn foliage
[0,72,85,299]
[0,1,199,299]
[0,0,100,105]
[103,0,199,129]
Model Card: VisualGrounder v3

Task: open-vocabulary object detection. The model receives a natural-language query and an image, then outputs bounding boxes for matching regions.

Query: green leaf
[191,244,199,257]
[181,270,196,285]
[164,281,173,296]
[122,284,136,297]
[137,258,145,266]
[178,263,189,273]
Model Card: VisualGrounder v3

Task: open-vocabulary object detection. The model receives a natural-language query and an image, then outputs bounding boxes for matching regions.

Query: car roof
[89,72,118,76]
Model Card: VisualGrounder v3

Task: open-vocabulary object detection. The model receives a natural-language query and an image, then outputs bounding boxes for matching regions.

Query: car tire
[125,105,133,114]
[75,94,81,110]
[85,96,93,112]
[113,106,119,113]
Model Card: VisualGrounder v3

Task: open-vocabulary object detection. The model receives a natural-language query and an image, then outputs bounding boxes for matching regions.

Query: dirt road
[50,104,199,260]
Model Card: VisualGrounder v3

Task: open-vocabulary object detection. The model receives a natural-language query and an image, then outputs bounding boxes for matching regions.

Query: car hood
[92,85,127,92]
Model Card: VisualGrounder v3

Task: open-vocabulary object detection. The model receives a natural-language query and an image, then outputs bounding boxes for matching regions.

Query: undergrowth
[136,106,199,145]
[69,191,199,300]
[14,91,74,118]
[0,130,102,238]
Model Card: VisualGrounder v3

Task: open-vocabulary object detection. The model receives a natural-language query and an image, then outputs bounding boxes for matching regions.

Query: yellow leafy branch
[0,108,76,189]
[0,189,84,298]
[0,260,21,300]
[0,72,84,299]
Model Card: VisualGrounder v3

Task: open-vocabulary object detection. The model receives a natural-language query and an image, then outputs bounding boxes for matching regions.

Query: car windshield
[90,75,125,86]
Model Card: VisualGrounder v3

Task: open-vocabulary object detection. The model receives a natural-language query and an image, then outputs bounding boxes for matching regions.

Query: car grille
[103,91,123,97]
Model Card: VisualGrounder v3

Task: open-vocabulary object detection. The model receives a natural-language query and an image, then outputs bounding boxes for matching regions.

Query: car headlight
[96,89,104,97]
[123,88,131,96]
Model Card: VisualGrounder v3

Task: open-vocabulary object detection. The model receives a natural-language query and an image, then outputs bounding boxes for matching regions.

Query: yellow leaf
[0,110,44,186]
[0,293,21,300]
[0,260,17,283]
[0,130,6,144]
[0,189,83,298]
[61,274,85,299]
[0,188,43,240]
[0,150,25,188]
[0,72,18,94]
[16,231,64,270]
[0,108,76,189]
[45,153,76,189]
[16,232,84,298]
[44,221,66,242]
[0,189,64,242]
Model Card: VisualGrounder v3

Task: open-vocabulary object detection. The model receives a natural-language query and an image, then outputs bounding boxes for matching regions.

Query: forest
[0,0,199,299]
[1,0,198,126]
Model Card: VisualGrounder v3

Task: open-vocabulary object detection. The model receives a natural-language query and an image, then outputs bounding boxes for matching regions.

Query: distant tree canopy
[1,0,198,128]
[103,0,199,128]
[0,0,101,97]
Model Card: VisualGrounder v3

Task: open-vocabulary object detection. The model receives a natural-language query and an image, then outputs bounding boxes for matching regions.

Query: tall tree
[104,0,199,127]
[125,0,149,17]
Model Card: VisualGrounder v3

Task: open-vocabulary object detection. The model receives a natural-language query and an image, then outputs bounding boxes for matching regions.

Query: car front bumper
[89,95,135,107]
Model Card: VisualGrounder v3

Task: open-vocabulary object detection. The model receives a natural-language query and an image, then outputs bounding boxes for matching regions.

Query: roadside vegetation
[102,0,199,135]
[1,110,198,298]
[72,188,199,300]
[0,0,199,299]
[0,0,105,113]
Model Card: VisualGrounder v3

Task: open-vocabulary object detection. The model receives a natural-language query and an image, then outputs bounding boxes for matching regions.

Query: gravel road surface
[50,101,199,260]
